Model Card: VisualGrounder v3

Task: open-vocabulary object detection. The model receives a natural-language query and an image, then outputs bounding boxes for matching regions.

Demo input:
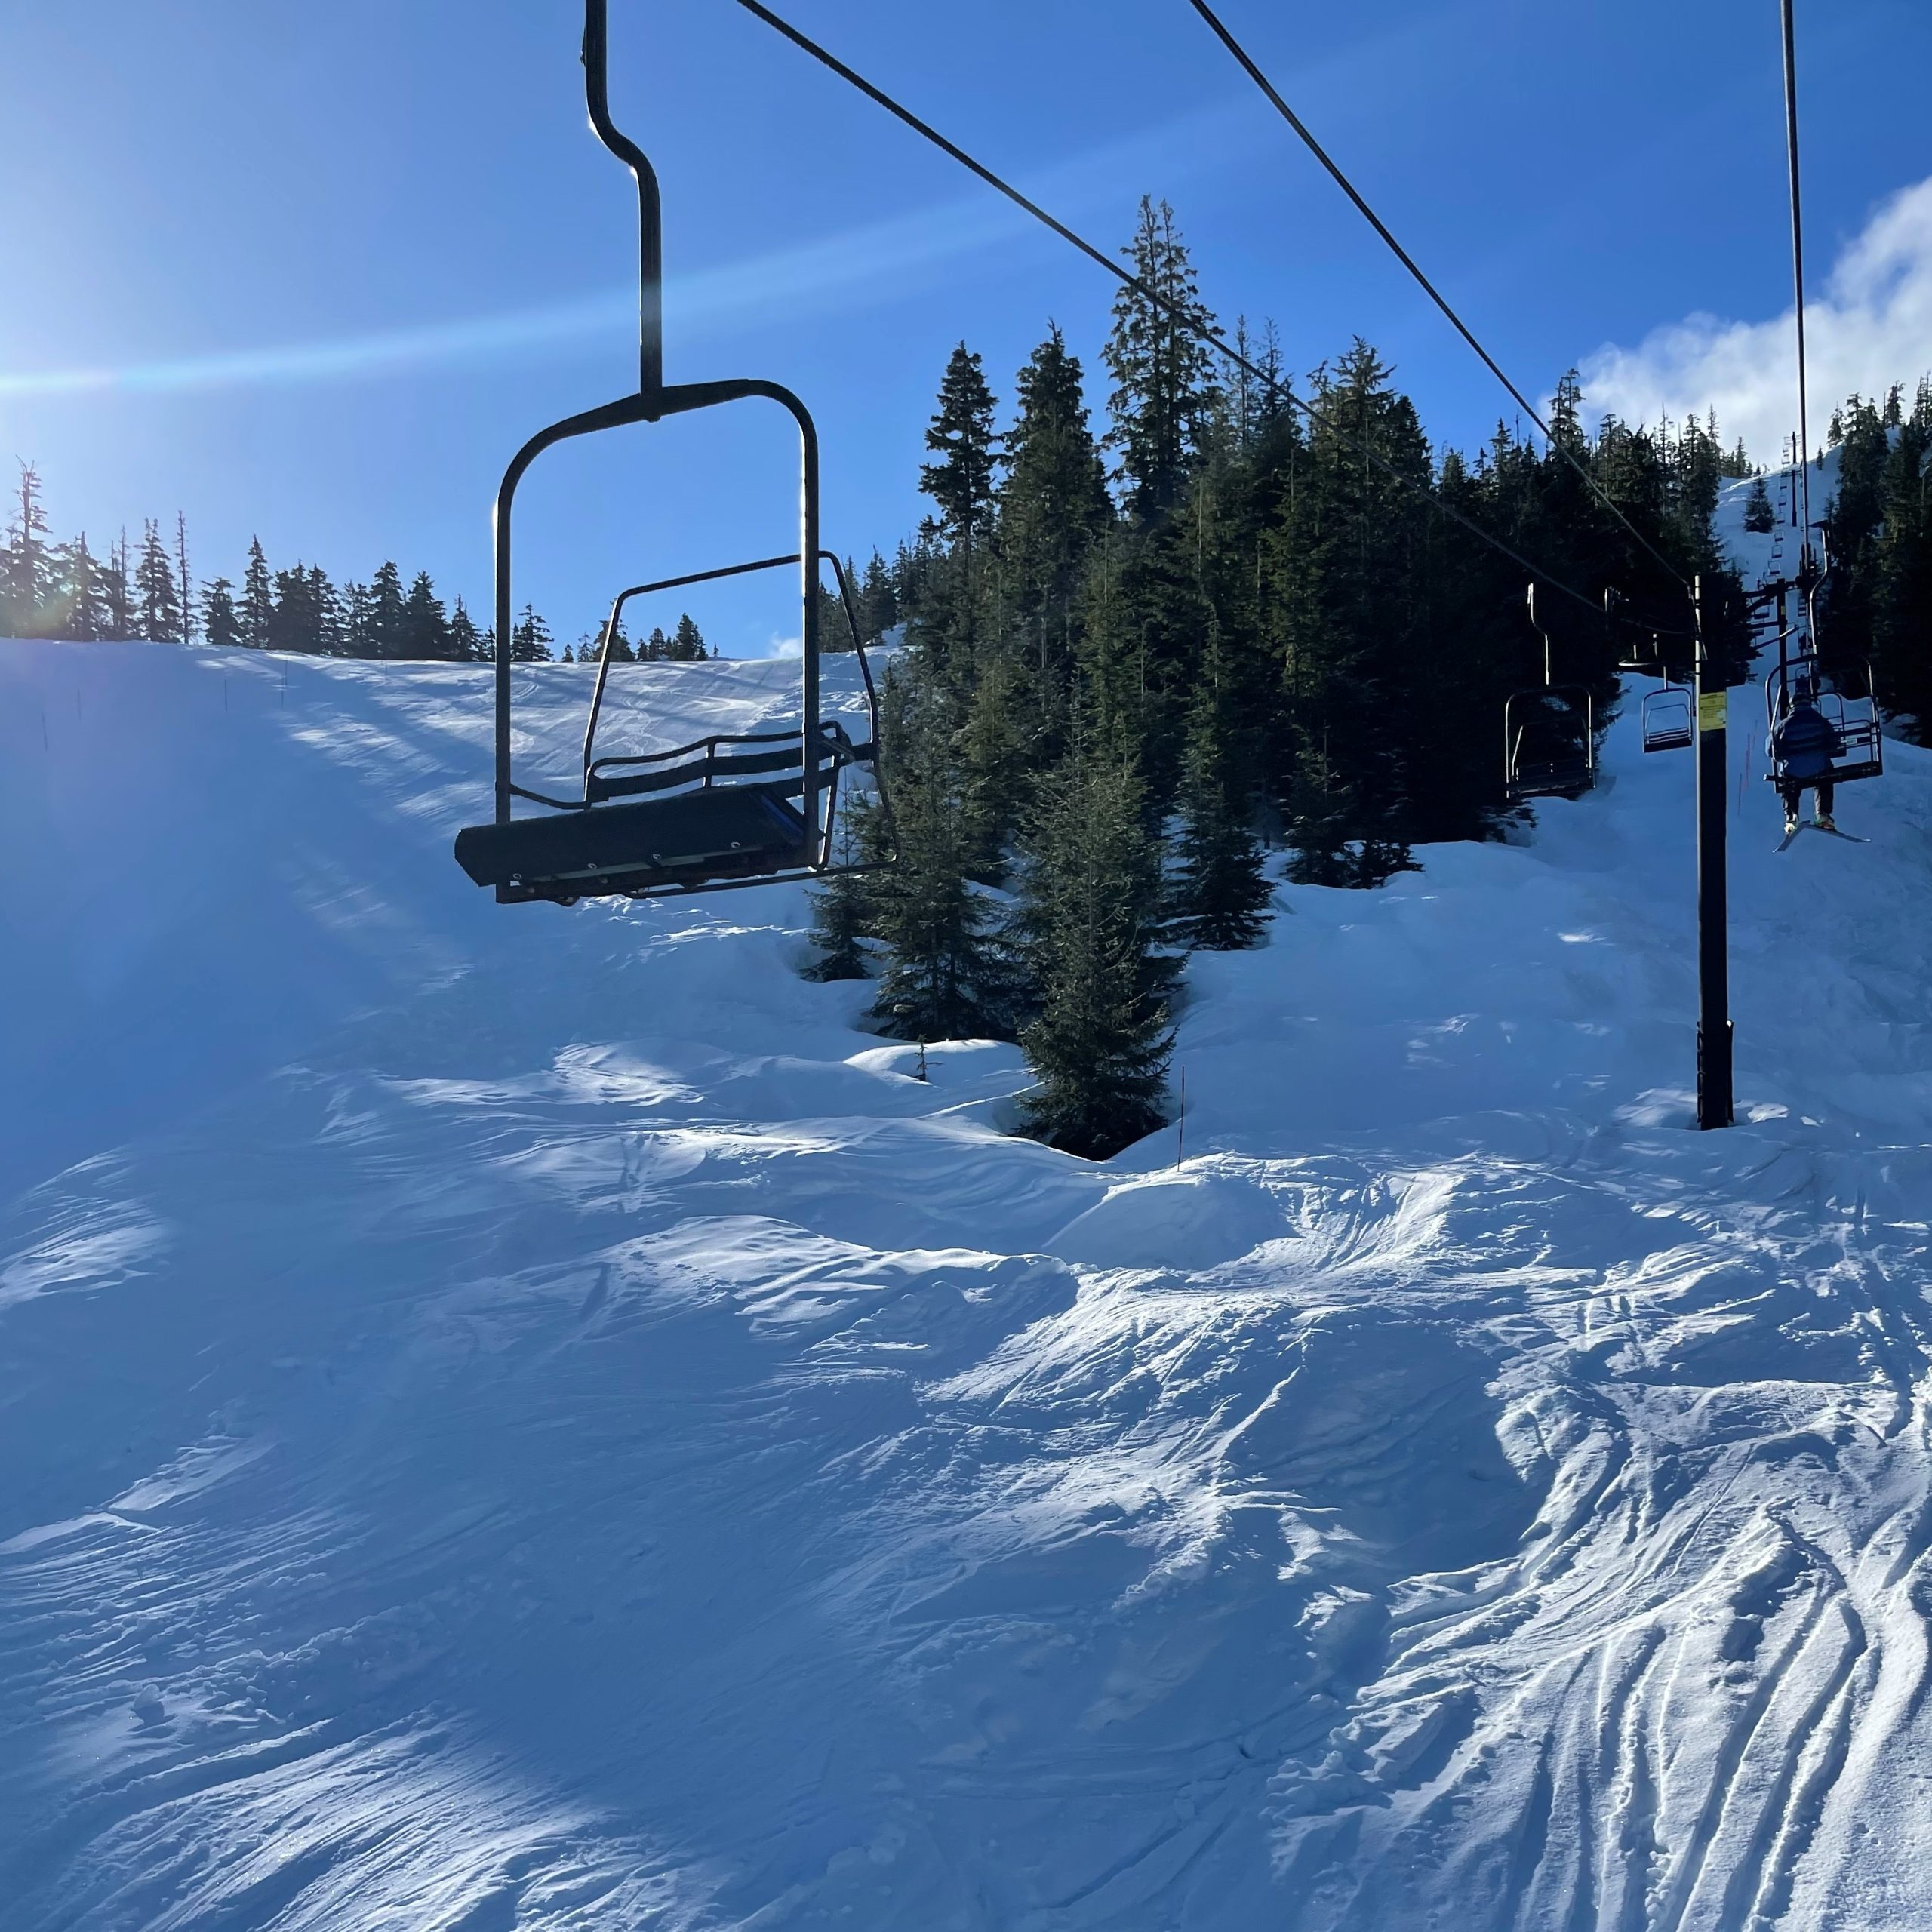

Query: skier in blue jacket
[1770,681,1841,833]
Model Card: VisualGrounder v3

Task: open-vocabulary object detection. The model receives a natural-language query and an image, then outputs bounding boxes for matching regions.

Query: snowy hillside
[5,567,1932,1928]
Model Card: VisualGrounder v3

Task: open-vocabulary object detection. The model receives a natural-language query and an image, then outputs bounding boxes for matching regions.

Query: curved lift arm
[488,0,824,868]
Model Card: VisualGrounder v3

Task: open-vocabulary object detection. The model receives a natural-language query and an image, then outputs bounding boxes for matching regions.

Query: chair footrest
[456,788,812,900]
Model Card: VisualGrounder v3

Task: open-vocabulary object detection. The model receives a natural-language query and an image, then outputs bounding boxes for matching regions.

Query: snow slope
[4,568,1930,1929]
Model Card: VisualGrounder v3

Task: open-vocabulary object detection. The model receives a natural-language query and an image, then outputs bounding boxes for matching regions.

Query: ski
[1774,822,1868,851]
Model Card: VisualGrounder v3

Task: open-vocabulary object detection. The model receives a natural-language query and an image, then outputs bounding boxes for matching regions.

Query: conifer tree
[954,641,1035,881]
[449,595,485,663]
[1000,324,1111,694]
[855,551,898,642]
[367,561,408,659]
[342,580,374,657]
[53,533,114,641]
[104,531,133,640]
[672,612,708,660]
[174,512,195,642]
[817,582,851,651]
[1017,752,1174,1158]
[802,798,874,982]
[1263,340,1428,869]
[1743,475,1775,532]
[511,603,553,661]
[642,625,669,660]
[867,666,1007,1041]
[1872,402,1932,728]
[4,462,53,635]
[269,564,312,651]
[920,343,1000,558]
[1103,198,1217,518]
[240,537,274,647]
[1171,657,1272,948]
[308,565,344,654]
[202,577,242,649]
[135,518,182,640]
[401,570,449,659]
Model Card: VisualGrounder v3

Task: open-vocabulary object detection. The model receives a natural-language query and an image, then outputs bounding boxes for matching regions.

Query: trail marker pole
[1694,573,1734,1129]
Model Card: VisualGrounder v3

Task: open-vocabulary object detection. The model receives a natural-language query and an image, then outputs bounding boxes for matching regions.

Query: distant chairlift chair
[454,0,886,906]
[1640,684,1693,754]
[1504,583,1597,804]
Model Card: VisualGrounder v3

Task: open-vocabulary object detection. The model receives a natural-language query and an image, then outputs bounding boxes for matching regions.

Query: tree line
[0,473,735,666]
[806,195,1795,1161]
[1814,381,1932,728]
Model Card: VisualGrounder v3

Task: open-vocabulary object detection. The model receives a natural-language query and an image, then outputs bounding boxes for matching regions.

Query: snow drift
[4,476,1931,1929]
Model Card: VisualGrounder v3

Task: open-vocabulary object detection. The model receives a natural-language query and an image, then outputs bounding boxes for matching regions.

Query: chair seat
[456,786,811,902]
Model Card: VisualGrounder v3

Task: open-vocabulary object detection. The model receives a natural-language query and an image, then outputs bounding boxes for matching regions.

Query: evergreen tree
[510,602,553,662]
[103,530,133,640]
[1743,475,1775,532]
[672,612,708,660]
[854,550,898,642]
[920,343,1000,557]
[174,512,195,642]
[449,595,485,662]
[1872,401,1932,730]
[817,581,851,652]
[1821,393,1889,679]
[866,666,1008,1041]
[999,324,1112,700]
[269,563,313,651]
[641,624,669,660]
[1171,660,1273,948]
[1263,341,1428,870]
[802,798,875,982]
[1103,198,1217,518]
[309,565,344,654]
[4,461,53,635]
[52,533,114,641]
[341,580,374,657]
[1017,752,1174,1158]
[366,561,408,659]
[135,518,182,640]
[239,537,274,647]
[954,641,1036,881]
[202,576,242,649]
[401,569,450,659]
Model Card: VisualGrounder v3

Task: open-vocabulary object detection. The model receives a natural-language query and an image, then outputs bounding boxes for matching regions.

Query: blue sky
[5,0,1930,656]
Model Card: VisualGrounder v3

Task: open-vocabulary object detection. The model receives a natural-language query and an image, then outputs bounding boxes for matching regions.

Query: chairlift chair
[453,0,887,906]
[1763,653,1884,789]
[1504,583,1597,804]
[1641,684,1693,754]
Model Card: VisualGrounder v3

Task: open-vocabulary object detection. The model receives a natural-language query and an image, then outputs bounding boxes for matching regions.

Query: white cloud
[1580,176,1932,463]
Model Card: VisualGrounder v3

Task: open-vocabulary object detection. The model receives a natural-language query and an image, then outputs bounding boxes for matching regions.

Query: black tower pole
[1694,574,1734,1129]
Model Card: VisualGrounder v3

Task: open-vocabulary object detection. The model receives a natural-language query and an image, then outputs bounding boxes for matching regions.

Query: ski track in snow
[4,470,1932,1929]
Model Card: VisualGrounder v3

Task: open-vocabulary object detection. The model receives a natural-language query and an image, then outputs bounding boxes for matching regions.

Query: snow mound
[3,628,1931,1930]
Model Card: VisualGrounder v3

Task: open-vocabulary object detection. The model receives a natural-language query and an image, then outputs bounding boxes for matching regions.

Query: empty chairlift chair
[1641,684,1693,754]
[453,0,886,906]
[1503,583,1597,804]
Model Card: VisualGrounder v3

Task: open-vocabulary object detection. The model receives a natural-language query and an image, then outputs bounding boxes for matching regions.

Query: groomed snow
[4,475,1930,1929]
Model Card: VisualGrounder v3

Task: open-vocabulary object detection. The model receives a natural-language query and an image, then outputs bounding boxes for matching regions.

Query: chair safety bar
[580,549,881,794]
